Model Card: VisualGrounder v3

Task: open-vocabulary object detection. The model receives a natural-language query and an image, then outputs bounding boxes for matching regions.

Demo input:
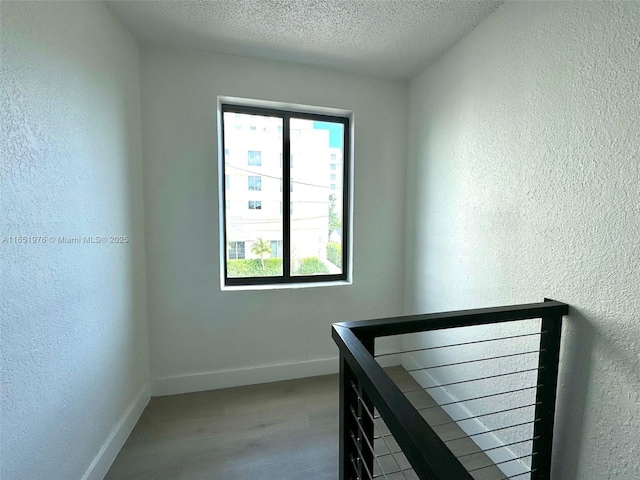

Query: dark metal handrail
[332,299,569,480]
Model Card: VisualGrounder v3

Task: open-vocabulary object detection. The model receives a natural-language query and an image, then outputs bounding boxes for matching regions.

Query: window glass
[248,150,262,166]
[223,111,283,278]
[289,118,344,277]
[248,176,262,191]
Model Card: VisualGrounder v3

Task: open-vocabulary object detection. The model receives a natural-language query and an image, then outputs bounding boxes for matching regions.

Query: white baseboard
[152,357,340,397]
[81,383,151,480]
[402,354,531,479]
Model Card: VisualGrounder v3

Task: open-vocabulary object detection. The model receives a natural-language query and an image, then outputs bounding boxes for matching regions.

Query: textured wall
[405,2,639,479]
[0,2,149,479]
[140,46,407,394]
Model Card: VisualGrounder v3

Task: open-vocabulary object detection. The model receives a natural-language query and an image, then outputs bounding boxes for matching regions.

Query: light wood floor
[106,370,506,480]
[106,375,339,480]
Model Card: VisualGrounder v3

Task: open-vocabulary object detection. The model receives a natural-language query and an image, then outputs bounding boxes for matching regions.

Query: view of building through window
[222,108,346,283]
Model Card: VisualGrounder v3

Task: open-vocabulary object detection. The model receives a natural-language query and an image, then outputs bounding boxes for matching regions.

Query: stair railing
[332,299,569,480]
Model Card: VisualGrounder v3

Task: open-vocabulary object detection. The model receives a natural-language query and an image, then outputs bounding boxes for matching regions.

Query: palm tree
[251,237,271,269]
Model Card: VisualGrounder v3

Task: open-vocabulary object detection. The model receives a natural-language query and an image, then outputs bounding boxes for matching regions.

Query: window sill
[221,279,352,292]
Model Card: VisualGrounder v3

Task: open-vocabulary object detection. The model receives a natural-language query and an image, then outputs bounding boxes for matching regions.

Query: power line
[226,165,340,190]
[228,215,329,225]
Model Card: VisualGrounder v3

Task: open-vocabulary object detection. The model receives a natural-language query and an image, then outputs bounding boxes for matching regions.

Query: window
[225,174,230,189]
[248,150,262,166]
[224,149,230,164]
[220,101,350,286]
[228,241,245,259]
[270,240,283,258]
[248,176,262,191]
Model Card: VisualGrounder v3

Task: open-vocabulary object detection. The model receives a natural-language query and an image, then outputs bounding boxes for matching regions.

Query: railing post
[532,312,563,479]
[359,337,375,479]
[339,337,376,480]
[339,354,358,480]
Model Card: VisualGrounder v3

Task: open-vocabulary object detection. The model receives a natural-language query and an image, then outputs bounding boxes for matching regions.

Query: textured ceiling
[106,0,504,79]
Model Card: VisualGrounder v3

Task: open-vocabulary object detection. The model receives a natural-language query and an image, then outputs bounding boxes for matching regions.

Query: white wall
[405,2,639,479]
[0,2,149,479]
[140,46,407,395]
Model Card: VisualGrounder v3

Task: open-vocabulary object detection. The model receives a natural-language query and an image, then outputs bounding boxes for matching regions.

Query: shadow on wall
[552,308,640,479]
[552,308,595,479]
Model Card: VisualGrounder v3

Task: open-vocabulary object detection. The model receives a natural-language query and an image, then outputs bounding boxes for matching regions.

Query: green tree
[250,237,271,269]
[328,194,341,239]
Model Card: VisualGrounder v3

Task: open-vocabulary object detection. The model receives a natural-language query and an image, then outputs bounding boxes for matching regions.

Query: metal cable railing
[377,328,544,479]
[333,299,568,480]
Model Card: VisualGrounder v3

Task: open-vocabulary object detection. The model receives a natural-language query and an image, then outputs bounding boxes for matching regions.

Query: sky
[313,121,344,149]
